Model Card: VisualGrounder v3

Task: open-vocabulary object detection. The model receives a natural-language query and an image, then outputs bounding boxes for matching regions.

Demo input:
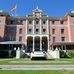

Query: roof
[52,42,74,45]
[0,11,9,16]
[0,41,23,45]
[33,6,42,12]
[7,16,67,20]
[65,11,74,17]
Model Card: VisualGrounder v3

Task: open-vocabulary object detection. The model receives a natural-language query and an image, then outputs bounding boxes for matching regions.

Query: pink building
[0,7,74,53]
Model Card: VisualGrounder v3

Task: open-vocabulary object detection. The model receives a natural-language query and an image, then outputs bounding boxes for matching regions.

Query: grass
[0,70,74,74]
[0,58,74,65]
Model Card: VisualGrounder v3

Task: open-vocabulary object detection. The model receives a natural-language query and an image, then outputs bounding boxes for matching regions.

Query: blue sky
[0,0,74,16]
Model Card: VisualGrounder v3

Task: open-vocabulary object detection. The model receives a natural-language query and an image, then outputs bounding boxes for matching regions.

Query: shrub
[0,50,8,58]
[67,51,74,58]
[11,50,16,57]
[60,50,69,58]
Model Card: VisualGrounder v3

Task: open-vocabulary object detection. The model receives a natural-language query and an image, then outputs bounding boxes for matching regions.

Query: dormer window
[52,21,55,24]
[11,20,14,24]
[71,16,74,17]
[60,21,64,24]
[1,15,3,16]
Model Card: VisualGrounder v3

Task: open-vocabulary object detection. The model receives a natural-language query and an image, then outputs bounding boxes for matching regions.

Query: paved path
[0,65,74,70]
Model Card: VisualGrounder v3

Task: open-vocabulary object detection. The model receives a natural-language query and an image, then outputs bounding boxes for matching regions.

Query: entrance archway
[27,36,33,52]
[42,36,48,51]
[34,36,40,51]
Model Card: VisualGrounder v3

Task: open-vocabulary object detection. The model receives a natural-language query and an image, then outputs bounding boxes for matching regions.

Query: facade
[0,7,74,52]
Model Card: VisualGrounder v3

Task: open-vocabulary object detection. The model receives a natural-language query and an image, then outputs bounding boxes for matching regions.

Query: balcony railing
[27,32,33,34]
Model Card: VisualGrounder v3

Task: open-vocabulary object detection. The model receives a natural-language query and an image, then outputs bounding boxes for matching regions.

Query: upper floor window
[28,28,32,33]
[11,20,14,24]
[43,29,46,32]
[9,28,14,34]
[53,37,56,42]
[43,21,46,24]
[52,21,55,24]
[19,28,22,34]
[36,20,39,24]
[9,36,14,41]
[61,37,65,41]
[0,20,1,23]
[71,16,74,17]
[61,29,64,34]
[36,29,39,32]
[19,36,22,42]
[18,20,23,24]
[60,21,64,24]
[52,29,55,34]
[29,20,32,24]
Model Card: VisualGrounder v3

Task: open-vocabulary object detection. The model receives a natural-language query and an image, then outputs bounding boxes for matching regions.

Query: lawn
[0,58,74,65]
[0,70,74,74]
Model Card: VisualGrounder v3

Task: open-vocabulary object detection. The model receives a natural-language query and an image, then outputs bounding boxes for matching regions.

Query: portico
[27,36,49,52]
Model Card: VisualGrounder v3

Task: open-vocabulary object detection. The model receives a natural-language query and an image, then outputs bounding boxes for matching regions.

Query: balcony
[42,32,47,34]
[27,32,33,34]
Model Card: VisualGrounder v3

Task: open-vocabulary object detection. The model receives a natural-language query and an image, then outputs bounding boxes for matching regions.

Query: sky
[0,0,74,17]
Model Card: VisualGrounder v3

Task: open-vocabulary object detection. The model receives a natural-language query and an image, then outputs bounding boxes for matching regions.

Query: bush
[60,50,69,58]
[11,50,16,57]
[67,51,74,58]
[0,50,8,58]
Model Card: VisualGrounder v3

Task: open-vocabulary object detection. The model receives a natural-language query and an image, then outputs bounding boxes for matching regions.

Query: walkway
[0,65,74,70]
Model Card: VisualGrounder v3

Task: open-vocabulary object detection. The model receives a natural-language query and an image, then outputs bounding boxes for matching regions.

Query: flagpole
[14,4,17,16]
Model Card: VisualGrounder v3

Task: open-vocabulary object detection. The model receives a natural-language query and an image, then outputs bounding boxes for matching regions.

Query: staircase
[45,51,54,59]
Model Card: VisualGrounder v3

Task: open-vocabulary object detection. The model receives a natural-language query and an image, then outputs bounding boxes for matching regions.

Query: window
[36,29,39,32]
[71,16,74,17]
[9,36,14,41]
[19,36,22,42]
[29,21,32,24]
[19,28,22,34]
[61,37,65,41]
[9,28,14,34]
[11,21,14,24]
[36,20,39,24]
[52,29,55,34]
[52,21,55,24]
[43,21,46,24]
[18,20,23,24]
[43,29,46,32]
[61,29,64,34]
[53,37,56,42]
[60,21,64,24]
[0,20,1,23]
[29,28,32,32]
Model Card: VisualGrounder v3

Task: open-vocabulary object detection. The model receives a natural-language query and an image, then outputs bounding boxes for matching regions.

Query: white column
[33,20,34,34]
[22,44,24,50]
[26,39,27,52]
[40,19,42,34]
[40,37,42,51]
[48,38,49,51]
[52,45,53,50]
[47,20,49,34]
[33,37,34,51]
[26,20,28,34]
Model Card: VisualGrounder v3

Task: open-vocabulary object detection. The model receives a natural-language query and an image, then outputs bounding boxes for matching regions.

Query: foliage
[59,50,69,58]
[0,50,8,58]
[11,50,16,57]
[67,51,74,58]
